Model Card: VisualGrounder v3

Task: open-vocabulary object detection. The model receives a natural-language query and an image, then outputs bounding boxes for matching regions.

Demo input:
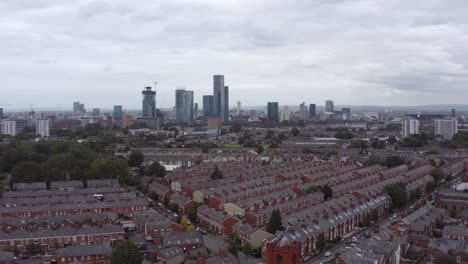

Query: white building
[280,105,290,121]
[401,118,419,138]
[236,101,241,116]
[36,119,50,138]
[1,120,16,136]
[435,119,458,140]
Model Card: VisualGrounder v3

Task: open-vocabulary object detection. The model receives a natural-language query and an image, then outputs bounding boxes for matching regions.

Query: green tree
[86,157,131,185]
[128,151,144,167]
[321,184,333,200]
[383,156,405,168]
[210,166,223,180]
[425,181,435,193]
[230,122,242,133]
[266,209,283,234]
[316,233,327,252]
[144,162,166,178]
[111,240,143,264]
[11,161,43,184]
[256,144,264,154]
[387,136,397,144]
[430,168,445,185]
[228,233,242,256]
[291,127,300,137]
[435,254,456,264]
[384,182,407,209]
[371,209,379,222]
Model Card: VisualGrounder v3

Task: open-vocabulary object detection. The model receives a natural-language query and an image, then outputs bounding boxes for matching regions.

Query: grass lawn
[223,144,242,148]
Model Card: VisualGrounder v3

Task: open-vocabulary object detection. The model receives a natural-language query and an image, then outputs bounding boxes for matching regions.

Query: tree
[425,181,435,193]
[430,168,445,185]
[387,136,397,144]
[291,127,300,137]
[334,131,353,139]
[321,184,333,200]
[383,156,405,168]
[316,233,327,252]
[267,209,283,234]
[256,144,264,154]
[11,161,43,184]
[384,182,407,209]
[111,240,143,264]
[86,157,131,185]
[144,162,166,177]
[128,151,144,167]
[228,233,242,256]
[371,209,379,222]
[435,254,456,264]
[210,166,223,180]
[230,122,242,133]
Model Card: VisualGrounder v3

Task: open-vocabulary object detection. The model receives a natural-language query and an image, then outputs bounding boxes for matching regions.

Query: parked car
[324,252,333,257]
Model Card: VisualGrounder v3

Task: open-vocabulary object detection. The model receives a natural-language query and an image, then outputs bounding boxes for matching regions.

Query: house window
[430,254,434,259]
[456,256,460,262]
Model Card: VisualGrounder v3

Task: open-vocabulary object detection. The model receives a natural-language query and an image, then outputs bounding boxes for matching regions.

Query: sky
[1,0,468,109]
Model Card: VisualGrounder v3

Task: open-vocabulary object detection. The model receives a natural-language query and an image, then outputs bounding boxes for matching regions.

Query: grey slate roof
[56,244,112,257]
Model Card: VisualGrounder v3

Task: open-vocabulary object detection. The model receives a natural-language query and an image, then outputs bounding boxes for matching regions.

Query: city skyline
[2,1,468,108]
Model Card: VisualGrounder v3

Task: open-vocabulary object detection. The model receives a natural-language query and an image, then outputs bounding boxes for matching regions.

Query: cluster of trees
[445,131,468,149]
[367,155,405,168]
[334,129,353,139]
[383,182,408,210]
[111,240,142,264]
[402,133,432,147]
[305,184,333,200]
[0,140,133,187]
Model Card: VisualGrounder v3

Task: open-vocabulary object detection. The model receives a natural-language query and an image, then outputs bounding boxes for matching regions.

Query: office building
[0,108,3,120]
[267,102,279,122]
[451,109,456,118]
[402,118,420,138]
[281,106,290,121]
[73,102,86,117]
[221,85,229,122]
[342,108,351,121]
[36,119,50,138]
[123,114,133,128]
[236,101,241,116]
[92,108,101,117]
[1,120,16,136]
[309,104,316,118]
[213,75,229,122]
[113,105,123,119]
[175,89,194,125]
[325,100,334,113]
[194,103,199,119]
[299,102,307,120]
[435,119,458,140]
[203,95,214,120]
[142,86,156,118]
[207,118,222,129]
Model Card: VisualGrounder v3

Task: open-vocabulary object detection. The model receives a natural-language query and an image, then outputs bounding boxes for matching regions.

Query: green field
[223,144,242,148]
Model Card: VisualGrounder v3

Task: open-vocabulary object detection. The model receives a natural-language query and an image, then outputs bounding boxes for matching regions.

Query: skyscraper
[92,108,101,117]
[203,95,214,120]
[73,102,86,117]
[175,89,194,125]
[36,119,50,138]
[113,105,123,119]
[1,120,16,136]
[213,75,223,117]
[402,118,420,138]
[281,105,290,121]
[142,86,156,118]
[0,108,3,120]
[309,104,316,118]
[194,103,199,119]
[267,102,279,122]
[236,101,241,116]
[212,75,229,122]
[221,86,229,122]
[435,119,458,140]
[299,102,307,120]
[325,100,334,113]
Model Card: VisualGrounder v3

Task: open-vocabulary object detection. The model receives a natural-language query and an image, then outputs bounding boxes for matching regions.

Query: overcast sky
[1,0,468,109]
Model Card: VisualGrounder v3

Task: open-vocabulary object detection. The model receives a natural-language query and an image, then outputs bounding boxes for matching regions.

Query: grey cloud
[1,0,468,108]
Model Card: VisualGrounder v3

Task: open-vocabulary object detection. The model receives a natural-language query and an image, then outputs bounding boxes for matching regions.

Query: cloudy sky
[1,0,468,109]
